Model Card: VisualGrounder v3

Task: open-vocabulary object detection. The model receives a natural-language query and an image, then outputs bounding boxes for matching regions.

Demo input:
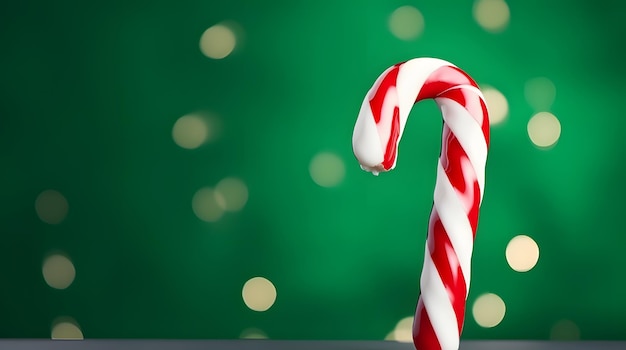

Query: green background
[1,0,625,341]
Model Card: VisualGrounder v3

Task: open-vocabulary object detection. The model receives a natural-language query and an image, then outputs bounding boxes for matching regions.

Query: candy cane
[352,58,490,350]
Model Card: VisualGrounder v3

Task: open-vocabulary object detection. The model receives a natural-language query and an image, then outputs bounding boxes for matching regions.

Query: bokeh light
[505,235,540,272]
[309,152,345,188]
[242,277,277,312]
[389,6,424,40]
[192,187,224,222]
[391,316,413,343]
[199,24,237,59]
[525,77,556,111]
[42,253,76,290]
[172,114,210,149]
[35,190,69,225]
[239,327,268,339]
[527,112,561,148]
[215,177,248,212]
[472,293,506,328]
[482,86,509,125]
[473,0,510,32]
[51,317,83,340]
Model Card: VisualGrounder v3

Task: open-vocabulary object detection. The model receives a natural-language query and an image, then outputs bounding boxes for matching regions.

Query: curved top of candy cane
[352,57,490,196]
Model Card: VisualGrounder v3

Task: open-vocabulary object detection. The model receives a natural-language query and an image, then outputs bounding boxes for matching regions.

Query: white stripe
[396,58,452,142]
[434,161,474,293]
[420,241,460,350]
[436,97,488,199]
[352,98,384,168]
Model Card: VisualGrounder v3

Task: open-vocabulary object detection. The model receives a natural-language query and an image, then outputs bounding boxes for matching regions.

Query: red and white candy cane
[352,58,490,350]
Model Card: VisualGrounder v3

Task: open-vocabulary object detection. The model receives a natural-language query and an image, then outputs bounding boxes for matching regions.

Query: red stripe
[440,125,465,193]
[417,66,477,102]
[480,97,490,146]
[413,299,442,350]
[369,65,400,123]
[381,106,400,170]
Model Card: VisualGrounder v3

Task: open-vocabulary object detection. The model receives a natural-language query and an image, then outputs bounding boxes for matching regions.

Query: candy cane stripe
[427,210,467,327]
[420,243,459,350]
[434,160,474,291]
[437,98,488,196]
[414,299,441,350]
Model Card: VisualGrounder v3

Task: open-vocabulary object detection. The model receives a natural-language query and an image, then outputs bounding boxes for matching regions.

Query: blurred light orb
[242,277,277,312]
[192,187,224,222]
[35,189,69,225]
[200,24,236,59]
[51,317,83,340]
[550,319,580,340]
[506,235,540,272]
[239,327,268,339]
[473,0,510,32]
[309,152,345,188]
[482,86,509,125]
[525,77,556,111]
[392,316,413,343]
[42,253,76,290]
[172,114,210,149]
[389,6,424,40]
[215,177,248,212]
[472,293,506,328]
[527,112,561,148]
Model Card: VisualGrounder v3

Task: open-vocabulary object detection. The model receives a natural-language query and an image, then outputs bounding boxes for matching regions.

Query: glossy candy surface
[352,58,490,350]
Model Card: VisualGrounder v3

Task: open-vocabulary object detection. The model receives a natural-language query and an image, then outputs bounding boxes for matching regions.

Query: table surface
[0,340,624,350]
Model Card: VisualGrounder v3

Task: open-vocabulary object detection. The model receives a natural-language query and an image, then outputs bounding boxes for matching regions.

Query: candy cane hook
[352,58,490,350]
